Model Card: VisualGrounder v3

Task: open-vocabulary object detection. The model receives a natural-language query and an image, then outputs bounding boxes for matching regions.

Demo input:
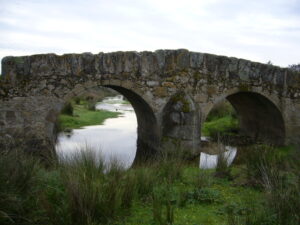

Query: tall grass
[0,145,188,225]
[0,149,45,225]
[2,143,299,225]
[226,145,300,225]
[58,150,137,225]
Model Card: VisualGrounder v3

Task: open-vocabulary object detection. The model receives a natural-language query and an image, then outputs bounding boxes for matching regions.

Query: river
[56,96,137,168]
[56,95,237,169]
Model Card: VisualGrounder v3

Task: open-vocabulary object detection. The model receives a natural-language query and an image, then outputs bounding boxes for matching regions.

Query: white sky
[1,0,300,70]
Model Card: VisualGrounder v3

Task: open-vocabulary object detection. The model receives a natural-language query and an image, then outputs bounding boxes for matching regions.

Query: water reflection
[199,146,237,169]
[199,137,237,169]
[56,96,137,168]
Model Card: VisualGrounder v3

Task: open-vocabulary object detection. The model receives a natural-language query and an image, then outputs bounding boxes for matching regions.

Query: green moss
[238,83,250,92]
[171,93,191,113]
[13,57,25,64]
[193,71,203,81]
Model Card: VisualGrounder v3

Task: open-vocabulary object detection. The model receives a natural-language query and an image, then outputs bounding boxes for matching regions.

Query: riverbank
[58,102,121,130]
[1,145,299,225]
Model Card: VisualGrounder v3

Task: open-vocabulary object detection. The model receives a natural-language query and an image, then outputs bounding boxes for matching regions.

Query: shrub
[74,97,81,104]
[61,102,73,116]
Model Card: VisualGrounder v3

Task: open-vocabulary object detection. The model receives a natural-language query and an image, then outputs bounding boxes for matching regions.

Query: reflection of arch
[204,91,285,145]
[60,83,159,163]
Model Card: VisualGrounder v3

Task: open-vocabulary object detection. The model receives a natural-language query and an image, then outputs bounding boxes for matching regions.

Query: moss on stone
[13,57,25,64]
[154,87,168,97]
[239,83,250,92]
[193,72,202,81]
[170,93,191,113]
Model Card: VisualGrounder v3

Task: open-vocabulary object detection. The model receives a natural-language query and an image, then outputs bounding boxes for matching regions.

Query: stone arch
[203,90,285,145]
[58,83,160,163]
[161,91,200,155]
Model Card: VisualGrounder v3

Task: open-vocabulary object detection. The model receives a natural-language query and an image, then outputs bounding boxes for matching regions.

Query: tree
[288,63,300,72]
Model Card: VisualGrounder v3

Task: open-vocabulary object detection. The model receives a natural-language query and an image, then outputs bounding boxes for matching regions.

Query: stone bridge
[1,49,300,161]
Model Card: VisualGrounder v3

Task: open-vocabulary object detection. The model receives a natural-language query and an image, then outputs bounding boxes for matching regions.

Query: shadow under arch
[224,91,285,145]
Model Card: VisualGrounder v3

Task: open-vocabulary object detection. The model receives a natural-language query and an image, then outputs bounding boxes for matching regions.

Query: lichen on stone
[170,92,191,113]
[239,83,251,92]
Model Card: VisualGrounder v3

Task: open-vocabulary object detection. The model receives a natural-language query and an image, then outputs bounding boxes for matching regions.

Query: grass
[202,100,239,140]
[2,145,286,225]
[2,95,300,225]
[3,96,299,224]
[58,103,120,130]
[202,115,239,137]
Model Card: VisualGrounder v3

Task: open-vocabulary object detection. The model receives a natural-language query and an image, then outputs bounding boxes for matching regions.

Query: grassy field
[58,103,120,130]
[1,145,299,225]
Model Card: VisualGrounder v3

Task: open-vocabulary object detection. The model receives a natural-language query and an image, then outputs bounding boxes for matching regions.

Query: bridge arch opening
[203,91,285,146]
[55,85,159,166]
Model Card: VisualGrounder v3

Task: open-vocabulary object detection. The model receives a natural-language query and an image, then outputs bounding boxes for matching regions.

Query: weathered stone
[154,87,168,97]
[162,82,175,88]
[1,49,300,162]
[6,111,16,122]
[146,81,159,87]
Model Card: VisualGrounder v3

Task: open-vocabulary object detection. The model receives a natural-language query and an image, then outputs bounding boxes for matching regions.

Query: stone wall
[1,49,300,161]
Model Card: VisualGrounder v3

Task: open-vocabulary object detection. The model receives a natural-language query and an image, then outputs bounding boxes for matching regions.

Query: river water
[56,95,237,169]
[56,96,137,168]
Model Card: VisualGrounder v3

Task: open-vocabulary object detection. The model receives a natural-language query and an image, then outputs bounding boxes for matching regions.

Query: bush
[61,102,73,116]
[87,102,96,111]
[74,97,81,104]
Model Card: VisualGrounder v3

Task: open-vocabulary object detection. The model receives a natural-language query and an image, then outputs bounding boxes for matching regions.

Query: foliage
[206,100,237,122]
[233,145,300,225]
[215,150,232,179]
[61,102,73,116]
[202,115,239,138]
[58,104,120,130]
[1,144,299,225]
[0,150,45,225]
[288,63,300,72]
[203,100,239,140]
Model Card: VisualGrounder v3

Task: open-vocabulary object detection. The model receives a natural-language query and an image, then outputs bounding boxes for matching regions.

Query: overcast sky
[0,0,299,70]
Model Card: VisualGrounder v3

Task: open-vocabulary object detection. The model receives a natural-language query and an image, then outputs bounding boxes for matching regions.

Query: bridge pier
[159,92,202,158]
[0,96,63,160]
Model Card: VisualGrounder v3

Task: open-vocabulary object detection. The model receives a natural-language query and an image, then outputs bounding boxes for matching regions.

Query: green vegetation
[1,144,299,225]
[202,115,239,137]
[2,94,300,224]
[58,100,120,130]
[202,101,239,138]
